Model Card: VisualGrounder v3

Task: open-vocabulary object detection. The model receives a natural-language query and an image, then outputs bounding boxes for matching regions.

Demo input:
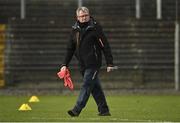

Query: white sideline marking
[30,116,173,122]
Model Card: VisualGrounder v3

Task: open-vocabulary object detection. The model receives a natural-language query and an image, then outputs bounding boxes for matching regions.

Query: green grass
[0,95,180,122]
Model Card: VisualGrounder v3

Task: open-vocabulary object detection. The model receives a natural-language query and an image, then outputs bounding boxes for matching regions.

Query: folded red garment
[57,68,74,90]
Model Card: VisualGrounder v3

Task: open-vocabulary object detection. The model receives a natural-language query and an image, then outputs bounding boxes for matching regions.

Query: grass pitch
[0,94,180,122]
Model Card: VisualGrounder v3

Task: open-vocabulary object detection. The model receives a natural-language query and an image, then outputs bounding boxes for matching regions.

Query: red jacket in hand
[57,68,74,90]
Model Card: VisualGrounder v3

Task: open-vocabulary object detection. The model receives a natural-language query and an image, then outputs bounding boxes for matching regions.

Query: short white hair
[76,6,89,16]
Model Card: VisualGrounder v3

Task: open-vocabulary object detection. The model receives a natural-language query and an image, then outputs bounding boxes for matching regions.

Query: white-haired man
[61,6,114,116]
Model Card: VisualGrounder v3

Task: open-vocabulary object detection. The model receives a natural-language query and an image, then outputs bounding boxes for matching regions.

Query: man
[61,6,114,117]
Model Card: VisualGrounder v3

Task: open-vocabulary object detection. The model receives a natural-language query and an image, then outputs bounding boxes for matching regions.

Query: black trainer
[98,112,111,116]
[67,109,79,117]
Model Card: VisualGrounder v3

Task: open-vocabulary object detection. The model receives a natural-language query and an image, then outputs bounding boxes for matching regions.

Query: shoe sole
[98,112,111,116]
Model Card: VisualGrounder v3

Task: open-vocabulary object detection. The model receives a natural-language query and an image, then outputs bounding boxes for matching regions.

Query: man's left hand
[107,66,114,72]
[107,66,118,72]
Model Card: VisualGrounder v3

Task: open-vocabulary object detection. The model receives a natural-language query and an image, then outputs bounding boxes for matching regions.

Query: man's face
[77,10,90,23]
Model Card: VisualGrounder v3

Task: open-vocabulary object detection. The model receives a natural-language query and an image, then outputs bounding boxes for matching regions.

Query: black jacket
[62,18,113,70]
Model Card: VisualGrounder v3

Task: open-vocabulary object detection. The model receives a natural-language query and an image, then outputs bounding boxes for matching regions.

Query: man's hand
[107,66,118,72]
[61,66,67,71]
[107,66,114,72]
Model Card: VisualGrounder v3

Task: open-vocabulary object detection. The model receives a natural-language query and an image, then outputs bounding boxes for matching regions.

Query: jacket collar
[72,17,96,31]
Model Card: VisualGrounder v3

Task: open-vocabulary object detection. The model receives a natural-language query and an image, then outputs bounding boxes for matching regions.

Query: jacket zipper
[76,31,84,65]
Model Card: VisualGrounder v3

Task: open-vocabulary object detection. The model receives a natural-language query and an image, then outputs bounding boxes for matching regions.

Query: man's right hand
[61,66,67,71]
